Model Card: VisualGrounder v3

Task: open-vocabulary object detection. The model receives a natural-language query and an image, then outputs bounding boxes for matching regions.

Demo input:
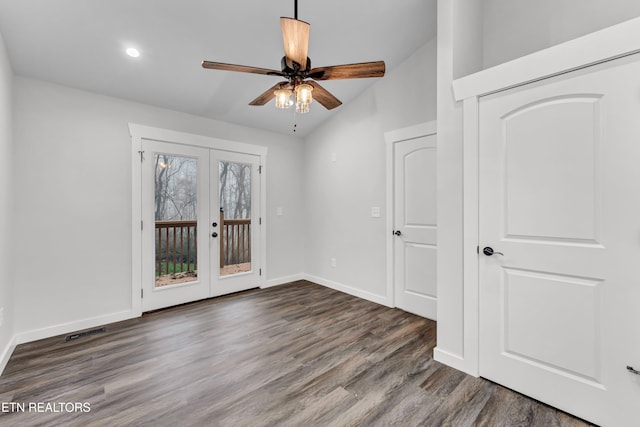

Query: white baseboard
[434,347,478,377]
[304,274,392,308]
[14,310,139,346]
[262,273,305,289]
[0,335,16,375]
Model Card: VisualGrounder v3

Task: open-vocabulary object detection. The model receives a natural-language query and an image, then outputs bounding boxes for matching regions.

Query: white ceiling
[0,0,437,137]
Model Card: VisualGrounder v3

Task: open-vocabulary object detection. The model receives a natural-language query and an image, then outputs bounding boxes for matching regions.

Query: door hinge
[138,150,145,162]
[259,268,262,276]
[258,165,262,174]
[141,220,143,231]
[477,245,479,254]
[141,289,144,298]
[259,217,262,225]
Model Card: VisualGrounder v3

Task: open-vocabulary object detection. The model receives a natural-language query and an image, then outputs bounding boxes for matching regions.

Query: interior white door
[478,54,640,426]
[393,134,437,320]
[210,151,261,297]
[141,140,211,311]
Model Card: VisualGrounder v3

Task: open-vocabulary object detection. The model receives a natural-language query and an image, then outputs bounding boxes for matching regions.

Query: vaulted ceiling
[0,0,437,137]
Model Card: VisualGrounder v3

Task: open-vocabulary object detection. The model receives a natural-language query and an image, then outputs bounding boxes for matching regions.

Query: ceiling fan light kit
[294,83,313,113]
[274,87,294,109]
[272,81,313,113]
[201,0,385,115]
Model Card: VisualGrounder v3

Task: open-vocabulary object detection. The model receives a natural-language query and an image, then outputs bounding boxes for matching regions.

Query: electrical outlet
[331,258,337,268]
[371,207,381,218]
[276,207,283,216]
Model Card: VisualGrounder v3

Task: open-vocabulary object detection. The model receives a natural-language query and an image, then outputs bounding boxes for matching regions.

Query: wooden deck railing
[155,215,251,277]
[220,210,251,268]
[155,220,197,276]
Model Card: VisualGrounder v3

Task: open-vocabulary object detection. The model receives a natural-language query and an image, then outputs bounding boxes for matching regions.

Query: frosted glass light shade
[296,83,313,104]
[274,88,293,109]
[295,83,313,114]
[295,102,310,114]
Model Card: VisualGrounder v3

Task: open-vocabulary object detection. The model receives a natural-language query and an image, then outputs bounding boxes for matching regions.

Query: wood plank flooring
[0,281,595,426]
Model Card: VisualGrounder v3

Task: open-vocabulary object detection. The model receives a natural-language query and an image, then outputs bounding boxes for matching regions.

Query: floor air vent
[65,327,106,342]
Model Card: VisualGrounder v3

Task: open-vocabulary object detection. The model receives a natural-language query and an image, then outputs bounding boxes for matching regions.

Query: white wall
[483,0,640,69]
[12,77,304,337]
[0,31,14,369]
[303,39,437,304]
[434,0,483,372]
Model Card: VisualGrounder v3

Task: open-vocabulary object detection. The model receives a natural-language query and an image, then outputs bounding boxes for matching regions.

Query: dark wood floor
[0,281,594,427]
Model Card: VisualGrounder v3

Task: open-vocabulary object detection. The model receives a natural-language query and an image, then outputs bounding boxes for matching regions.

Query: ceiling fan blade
[281,17,310,70]
[249,81,289,106]
[307,81,342,110]
[309,61,386,80]
[202,61,283,76]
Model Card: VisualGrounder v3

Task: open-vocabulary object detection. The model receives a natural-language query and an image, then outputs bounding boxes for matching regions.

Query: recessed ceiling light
[126,47,140,58]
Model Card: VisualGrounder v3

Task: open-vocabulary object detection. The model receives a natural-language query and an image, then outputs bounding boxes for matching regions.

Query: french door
[141,140,261,312]
[478,54,640,426]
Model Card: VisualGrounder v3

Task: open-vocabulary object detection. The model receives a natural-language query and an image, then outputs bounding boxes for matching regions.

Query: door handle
[394,230,402,236]
[212,222,218,227]
[211,232,218,238]
[627,366,640,375]
[483,247,504,256]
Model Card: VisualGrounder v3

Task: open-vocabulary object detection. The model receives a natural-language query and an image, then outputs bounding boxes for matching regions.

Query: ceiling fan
[201,0,385,113]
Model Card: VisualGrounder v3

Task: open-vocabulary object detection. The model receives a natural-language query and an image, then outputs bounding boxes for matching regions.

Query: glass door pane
[218,161,252,277]
[154,154,198,287]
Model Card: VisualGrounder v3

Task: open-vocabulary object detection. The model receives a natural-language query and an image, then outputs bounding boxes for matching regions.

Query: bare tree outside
[219,161,252,275]
[154,154,198,285]
[155,154,198,221]
[219,161,251,219]
[153,157,252,282]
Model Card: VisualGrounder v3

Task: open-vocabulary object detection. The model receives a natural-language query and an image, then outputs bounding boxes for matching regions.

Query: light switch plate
[371,207,381,218]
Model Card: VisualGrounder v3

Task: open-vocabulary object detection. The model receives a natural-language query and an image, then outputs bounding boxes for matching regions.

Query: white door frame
[384,120,437,308]
[437,17,640,377]
[130,124,268,316]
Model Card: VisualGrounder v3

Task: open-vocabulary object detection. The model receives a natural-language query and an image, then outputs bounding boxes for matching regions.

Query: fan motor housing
[281,56,312,79]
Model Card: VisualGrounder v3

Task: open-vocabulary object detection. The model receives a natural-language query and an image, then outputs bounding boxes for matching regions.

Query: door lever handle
[483,247,504,256]
[627,366,640,375]
[394,230,402,236]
